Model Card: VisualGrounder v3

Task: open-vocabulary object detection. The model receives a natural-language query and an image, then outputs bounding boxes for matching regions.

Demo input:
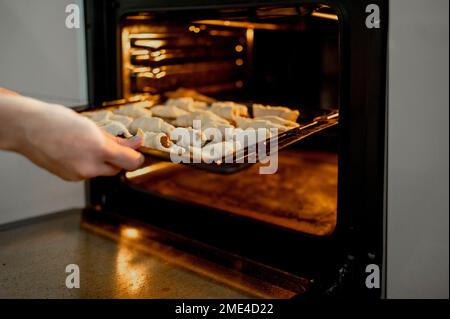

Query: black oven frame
[83,0,388,298]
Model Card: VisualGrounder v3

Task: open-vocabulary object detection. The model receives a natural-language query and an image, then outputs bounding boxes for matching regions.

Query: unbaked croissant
[166,97,195,112]
[113,101,152,118]
[174,110,230,127]
[255,115,299,128]
[97,120,132,138]
[82,110,112,122]
[129,116,175,135]
[170,127,207,148]
[166,97,209,112]
[136,128,186,155]
[235,116,290,132]
[110,114,133,127]
[252,104,299,122]
[150,104,189,118]
[210,101,248,121]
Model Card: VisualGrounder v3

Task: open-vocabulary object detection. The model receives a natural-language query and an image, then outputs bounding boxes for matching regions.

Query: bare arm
[0,92,144,181]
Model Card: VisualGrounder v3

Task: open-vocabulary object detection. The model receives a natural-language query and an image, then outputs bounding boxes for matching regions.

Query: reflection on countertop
[0,210,252,299]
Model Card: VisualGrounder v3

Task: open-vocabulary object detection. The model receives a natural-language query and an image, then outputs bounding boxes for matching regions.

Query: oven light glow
[235,59,244,66]
[194,20,280,30]
[134,39,165,49]
[135,54,150,60]
[133,67,151,73]
[125,162,176,179]
[246,28,254,46]
[153,55,167,62]
[121,227,140,239]
[115,244,150,295]
[235,45,244,52]
[155,71,166,79]
[311,12,338,21]
[131,49,149,56]
[189,25,201,33]
[129,33,163,39]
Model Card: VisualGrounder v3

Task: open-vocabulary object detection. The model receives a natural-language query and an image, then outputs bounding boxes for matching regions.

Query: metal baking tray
[140,111,338,173]
[76,98,338,174]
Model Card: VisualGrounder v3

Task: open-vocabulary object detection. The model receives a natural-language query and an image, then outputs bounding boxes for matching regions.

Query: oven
[80,0,388,298]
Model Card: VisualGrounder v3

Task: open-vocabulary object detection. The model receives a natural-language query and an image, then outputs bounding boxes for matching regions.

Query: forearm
[0,94,43,152]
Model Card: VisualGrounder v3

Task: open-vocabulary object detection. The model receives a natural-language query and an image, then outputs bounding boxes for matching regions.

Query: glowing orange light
[121,227,140,239]
[235,45,243,52]
[134,40,165,49]
[311,12,339,21]
[235,59,244,66]
[155,71,166,79]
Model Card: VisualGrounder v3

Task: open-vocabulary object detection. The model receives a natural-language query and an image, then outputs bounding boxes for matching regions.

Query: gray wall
[0,0,87,224]
[387,0,449,298]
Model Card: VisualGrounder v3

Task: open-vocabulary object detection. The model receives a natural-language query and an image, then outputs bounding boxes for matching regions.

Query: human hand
[0,94,144,181]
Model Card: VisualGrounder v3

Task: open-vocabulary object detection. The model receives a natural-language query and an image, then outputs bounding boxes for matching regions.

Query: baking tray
[140,111,338,173]
[76,98,338,174]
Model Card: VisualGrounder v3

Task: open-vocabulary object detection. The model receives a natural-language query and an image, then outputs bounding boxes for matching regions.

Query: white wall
[0,0,87,224]
[387,0,449,298]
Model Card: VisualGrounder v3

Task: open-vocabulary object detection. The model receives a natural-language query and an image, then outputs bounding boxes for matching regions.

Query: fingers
[115,135,143,150]
[95,163,122,177]
[105,140,145,171]
[102,131,143,150]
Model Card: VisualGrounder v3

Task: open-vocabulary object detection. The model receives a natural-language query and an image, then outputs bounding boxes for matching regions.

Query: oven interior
[83,2,356,297]
[118,4,340,237]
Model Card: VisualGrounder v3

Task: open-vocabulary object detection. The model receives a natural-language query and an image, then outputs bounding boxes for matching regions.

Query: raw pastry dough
[150,104,189,118]
[82,110,112,122]
[136,128,171,150]
[170,127,207,148]
[210,101,248,121]
[165,87,216,104]
[174,110,230,127]
[166,97,209,112]
[193,101,209,110]
[110,114,133,127]
[113,101,152,118]
[97,120,132,138]
[130,117,175,135]
[166,97,195,112]
[201,120,235,141]
[256,115,299,128]
[253,104,299,122]
[235,116,290,132]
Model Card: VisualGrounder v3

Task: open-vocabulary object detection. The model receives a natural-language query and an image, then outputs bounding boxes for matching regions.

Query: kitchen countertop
[0,210,252,299]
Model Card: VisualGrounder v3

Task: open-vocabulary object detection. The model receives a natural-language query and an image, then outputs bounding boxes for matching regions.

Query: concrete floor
[0,210,252,299]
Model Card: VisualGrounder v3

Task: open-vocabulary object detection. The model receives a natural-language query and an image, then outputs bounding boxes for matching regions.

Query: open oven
[81,0,388,298]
